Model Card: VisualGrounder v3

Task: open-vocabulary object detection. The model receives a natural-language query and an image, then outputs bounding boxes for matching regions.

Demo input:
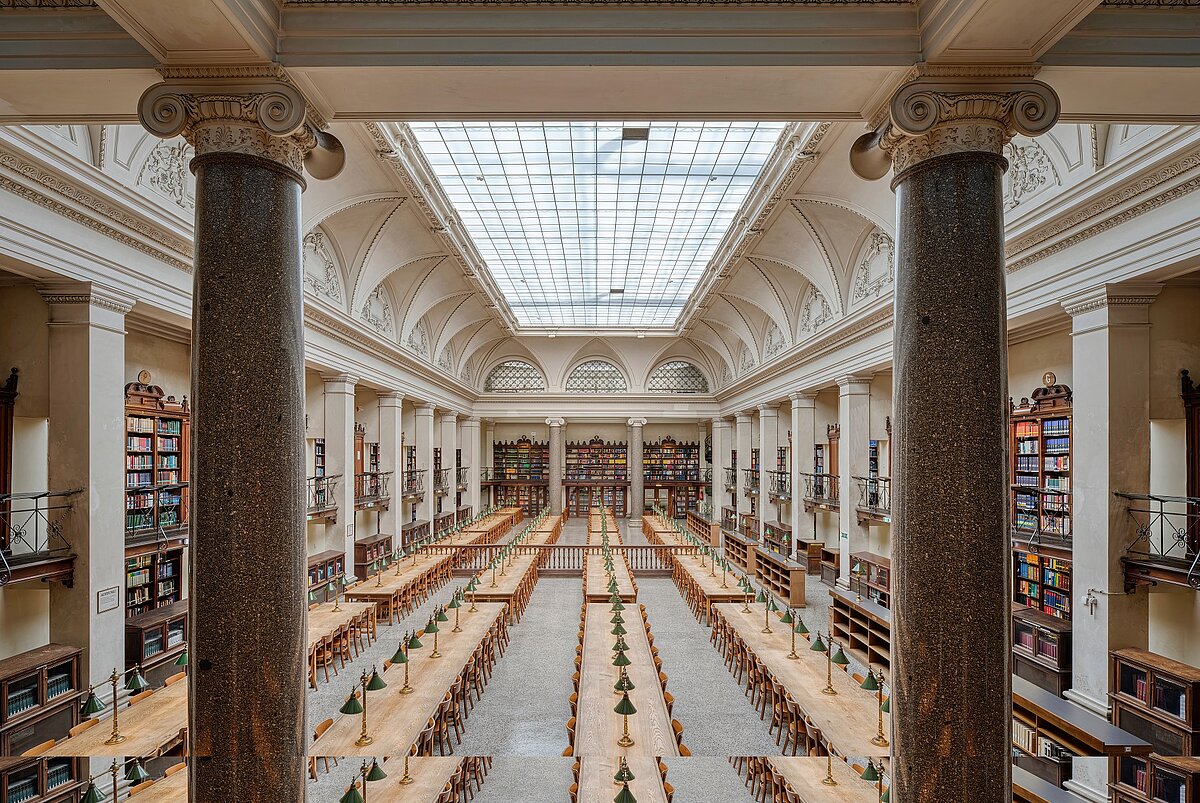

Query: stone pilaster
[789,392,818,560]
[378,392,403,539]
[851,71,1061,803]
[711,417,731,529]
[837,375,872,585]
[546,418,565,516]
[483,420,495,507]
[460,417,482,515]
[138,74,344,802]
[413,403,435,522]
[322,373,357,568]
[40,283,133,687]
[628,418,646,521]
[440,411,458,513]
[735,412,753,524]
[1062,285,1159,718]
[758,403,779,543]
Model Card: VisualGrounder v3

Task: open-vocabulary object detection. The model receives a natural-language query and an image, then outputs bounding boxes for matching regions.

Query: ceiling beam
[919,0,1104,63]
[93,0,277,64]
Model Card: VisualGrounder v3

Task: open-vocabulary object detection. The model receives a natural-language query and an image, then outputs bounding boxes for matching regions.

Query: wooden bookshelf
[124,377,190,539]
[739,512,759,540]
[401,519,431,546]
[124,546,183,618]
[721,505,737,533]
[795,540,824,576]
[0,757,84,803]
[1111,648,1200,757]
[829,586,891,671]
[1013,608,1072,695]
[492,437,550,482]
[1015,549,1073,620]
[125,599,187,683]
[495,484,549,516]
[566,485,626,518]
[762,520,791,556]
[353,532,393,579]
[0,645,81,758]
[456,505,472,524]
[307,550,344,604]
[819,546,839,587]
[686,509,720,547]
[848,551,891,609]
[644,436,702,518]
[1113,755,1200,803]
[1011,379,1073,545]
[567,437,627,481]
[434,511,455,535]
[724,529,756,576]
[754,547,806,607]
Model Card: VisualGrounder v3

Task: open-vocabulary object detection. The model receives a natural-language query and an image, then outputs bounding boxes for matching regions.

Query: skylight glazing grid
[408,122,786,328]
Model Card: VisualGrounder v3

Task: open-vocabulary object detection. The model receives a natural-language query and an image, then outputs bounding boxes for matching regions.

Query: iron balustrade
[1012,486,1072,548]
[766,470,791,501]
[742,468,761,494]
[354,471,392,504]
[402,470,426,496]
[307,474,341,515]
[457,466,470,488]
[0,489,80,585]
[701,467,713,485]
[432,468,451,494]
[853,475,890,515]
[420,543,697,575]
[1117,491,1200,589]
[800,472,839,504]
[724,467,738,491]
[480,467,493,482]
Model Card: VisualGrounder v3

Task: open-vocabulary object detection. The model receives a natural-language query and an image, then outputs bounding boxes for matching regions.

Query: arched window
[484,360,546,393]
[565,360,628,393]
[647,361,709,394]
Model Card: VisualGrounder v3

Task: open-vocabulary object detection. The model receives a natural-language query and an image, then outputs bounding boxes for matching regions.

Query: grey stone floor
[306,517,845,802]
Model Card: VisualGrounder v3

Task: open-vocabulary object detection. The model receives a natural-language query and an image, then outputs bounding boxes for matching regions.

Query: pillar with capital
[138,75,345,800]
[628,418,646,520]
[789,392,817,560]
[413,403,435,522]
[735,412,753,525]
[546,418,565,515]
[322,373,357,567]
[460,416,482,515]
[758,403,779,543]
[378,392,404,538]
[851,71,1060,802]
[710,417,731,528]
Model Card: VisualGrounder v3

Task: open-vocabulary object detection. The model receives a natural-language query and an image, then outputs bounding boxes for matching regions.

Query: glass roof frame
[407,121,788,329]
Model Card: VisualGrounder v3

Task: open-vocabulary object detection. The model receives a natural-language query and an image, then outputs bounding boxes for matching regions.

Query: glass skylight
[408,122,787,328]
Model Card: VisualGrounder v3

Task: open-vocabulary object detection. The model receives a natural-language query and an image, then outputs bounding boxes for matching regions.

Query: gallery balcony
[306,474,341,522]
[1118,491,1200,591]
[766,470,791,502]
[800,472,840,513]
[0,489,79,588]
[854,475,891,526]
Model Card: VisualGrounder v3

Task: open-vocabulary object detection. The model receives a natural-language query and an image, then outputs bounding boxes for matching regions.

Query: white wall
[125,331,190,398]
[1008,329,1073,402]
[0,418,51,659]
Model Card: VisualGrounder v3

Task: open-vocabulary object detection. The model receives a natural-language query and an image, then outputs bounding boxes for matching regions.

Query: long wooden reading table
[764,757,881,802]
[644,515,746,623]
[712,602,890,759]
[574,603,678,757]
[587,510,621,544]
[577,757,669,803]
[307,600,377,687]
[583,550,637,603]
[45,679,187,758]
[344,551,455,625]
[310,603,507,757]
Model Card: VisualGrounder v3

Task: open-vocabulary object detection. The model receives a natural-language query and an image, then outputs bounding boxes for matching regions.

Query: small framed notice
[97,586,120,614]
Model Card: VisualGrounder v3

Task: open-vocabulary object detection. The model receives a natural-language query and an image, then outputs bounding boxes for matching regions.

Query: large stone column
[758,403,779,543]
[547,417,565,515]
[378,391,404,538]
[628,417,646,521]
[441,410,458,510]
[735,412,753,524]
[789,392,817,559]
[851,74,1060,802]
[836,375,871,585]
[139,78,343,801]
[322,373,357,568]
[414,402,435,522]
[461,416,482,515]
[711,417,731,526]
[1063,285,1157,718]
[41,283,132,686]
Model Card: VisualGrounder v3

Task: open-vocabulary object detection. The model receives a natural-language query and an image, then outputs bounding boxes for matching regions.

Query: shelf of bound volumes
[1011,379,1073,545]
[124,376,190,540]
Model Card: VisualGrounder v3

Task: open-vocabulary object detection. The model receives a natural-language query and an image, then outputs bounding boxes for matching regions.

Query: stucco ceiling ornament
[798,286,834,337]
[138,140,195,210]
[851,231,895,303]
[764,321,787,359]
[361,287,395,336]
[1003,139,1059,211]
[302,231,343,303]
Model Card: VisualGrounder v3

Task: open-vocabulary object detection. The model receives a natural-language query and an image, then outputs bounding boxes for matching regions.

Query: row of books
[1015,455,1039,472]
[1044,455,1070,472]
[1044,436,1070,454]
[1042,568,1071,590]
[1014,421,1040,438]
[1042,418,1070,436]
[1016,440,1040,455]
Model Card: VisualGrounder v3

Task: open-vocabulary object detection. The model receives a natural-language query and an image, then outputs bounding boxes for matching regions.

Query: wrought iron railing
[721,506,737,532]
[742,468,760,494]
[701,467,713,485]
[402,469,425,496]
[800,472,839,504]
[354,471,392,504]
[1117,491,1200,589]
[307,474,341,514]
[724,467,738,490]
[424,543,696,574]
[767,470,791,500]
[0,489,80,585]
[457,466,470,488]
[433,468,451,493]
[853,475,890,515]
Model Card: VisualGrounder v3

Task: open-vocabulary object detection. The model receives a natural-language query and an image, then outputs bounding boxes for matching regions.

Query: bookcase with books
[124,377,190,539]
[493,438,549,481]
[0,757,83,803]
[1111,648,1200,757]
[643,436,703,518]
[1014,550,1072,619]
[494,484,548,516]
[566,485,626,518]
[0,645,82,758]
[1013,608,1072,695]
[566,437,627,482]
[1010,378,1073,544]
[124,549,183,618]
[1113,756,1200,803]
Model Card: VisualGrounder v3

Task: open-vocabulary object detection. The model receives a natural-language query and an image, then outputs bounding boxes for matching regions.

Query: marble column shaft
[711,418,731,526]
[414,403,435,523]
[378,392,404,538]
[735,413,753,521]
[628,418,646,520]
[322,373,357,563]
[547,418,565,516]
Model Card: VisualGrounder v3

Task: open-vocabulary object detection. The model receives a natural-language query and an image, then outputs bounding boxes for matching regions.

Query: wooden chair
[69,719,98,737]
[129,779,156,795]
[165,763,186,777]
[310,719,338,776]
[21,739,55,756]
[165,671,187,686]
[130,689,156,704]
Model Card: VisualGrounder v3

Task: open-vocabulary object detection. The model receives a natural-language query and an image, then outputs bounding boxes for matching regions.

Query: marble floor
[306,517,840,802]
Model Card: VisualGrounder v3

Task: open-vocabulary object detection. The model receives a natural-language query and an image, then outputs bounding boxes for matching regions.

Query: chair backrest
[314,718,334,740]
[21,738,55,756]
[165,671,187,686]
[129,779,156,795]
[165,763,186,777]
[130,689,156,704]
[69,718,98,737]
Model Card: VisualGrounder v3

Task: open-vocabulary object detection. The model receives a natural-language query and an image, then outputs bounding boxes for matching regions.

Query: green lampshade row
[613,693,638,716]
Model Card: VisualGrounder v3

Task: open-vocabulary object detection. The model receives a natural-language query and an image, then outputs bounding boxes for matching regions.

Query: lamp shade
[613,651,632,668]
[831,646,851,667]
[755,589,767,604]
[308,590,317,604]
[610,612,624,624]
[881,695,891,714]
[81,689,105,716]
[339,784,364,803]
[80,782,105,803]
[424,618,439,635]
[366,668,387,691]
[810,635,828,653]
[365,760,388,782]
[125,668,149,693]
[447,595,461,610]
[881,788,890,802]
[407,632,424,650]
[794,619,810,636]
[391,641,409,665]
[861,763,880,782]
[611,623,627,637]
[339,693,363,715]
[779,609,794,625]
[613,636,629,653]
[466,577,478,591]
[861,672,880,692]
[125,761,151,783]
[614,670,635,693]
[435,607,449,623]
[614,692,637,716]
[175,650,189,667]
[614,761,635,783]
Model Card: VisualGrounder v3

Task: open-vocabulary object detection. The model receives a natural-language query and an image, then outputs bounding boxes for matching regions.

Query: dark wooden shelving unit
[819,546,839,587]
[124,546,183,619]
[1013,608,1072,695]
[724,530,756,576]
[0,757,84,803]
[401,519,431,546]
[829,586,890,670]
[1111,648,1200,757]
[848,550,890,608]
[566,437,628,518]
[487,437,550,515]
[124,378,190,542]
[686,510,720,547]
[1011,380,1073,547]
[353,532,393,579]
[1113,755,1200,803]
[762,520,791,556]
[643,436,702,518]
[754,546,805,607]
[0,645,81,758]
[125,599,188,684]
[795,540,824,576]
[307,550,344,604]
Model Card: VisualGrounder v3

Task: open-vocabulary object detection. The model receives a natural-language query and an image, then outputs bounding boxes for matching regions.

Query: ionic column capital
[545,417,566,428]
[137,80,343,180]
[627,418,647,428]
[851,74,1060,181]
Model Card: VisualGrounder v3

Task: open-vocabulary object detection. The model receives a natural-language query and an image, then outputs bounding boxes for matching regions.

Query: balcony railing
[701,467,713,485]
[724,467,737,491]
[433,468,451,494]
[721,505,737,532]
[1118,491,1200,590]
[402,469,426,497]
[853,475,891,523]
[307,474,341,519]
[354,471,392,507]
[457,466,470,489]
[1,489,80,587]
[766,470,791,501]
[800,472,839,510]
[742,468,760,495]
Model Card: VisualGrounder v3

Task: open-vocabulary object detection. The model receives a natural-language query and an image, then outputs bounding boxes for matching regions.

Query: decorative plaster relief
[302,230,343,303]
[764,321,786,359]
[406,319,429,356]
[739,346,757,374]
[137,139,195,210]
[798,286,834,337]
[851,230,895,304]
[361,286,395,337]
[1003,139,1059,211]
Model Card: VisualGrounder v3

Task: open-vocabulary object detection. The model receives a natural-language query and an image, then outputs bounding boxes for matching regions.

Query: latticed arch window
[565,360,628,393]
[647,361,709,394]
[484,360,546,393]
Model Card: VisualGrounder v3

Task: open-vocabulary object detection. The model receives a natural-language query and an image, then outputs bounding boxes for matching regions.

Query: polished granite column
[547,417,565,515]
[628,417,646,520]
[851,75,1060,802]
[139,79,342,802]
